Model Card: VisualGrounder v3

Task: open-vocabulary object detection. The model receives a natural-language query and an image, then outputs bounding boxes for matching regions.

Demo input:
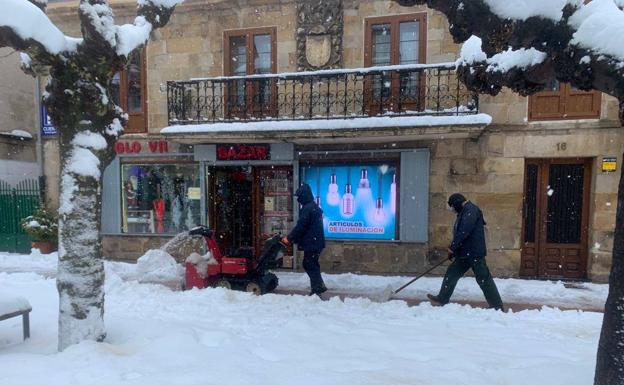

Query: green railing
[0,179,40,254]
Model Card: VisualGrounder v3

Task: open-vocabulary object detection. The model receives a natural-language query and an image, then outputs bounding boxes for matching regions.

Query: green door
[0,179,40,254]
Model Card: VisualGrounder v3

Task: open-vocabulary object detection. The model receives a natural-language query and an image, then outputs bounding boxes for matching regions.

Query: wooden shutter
[529,83,600,121]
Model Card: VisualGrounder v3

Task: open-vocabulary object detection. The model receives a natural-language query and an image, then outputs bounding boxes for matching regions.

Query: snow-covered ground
[0,250,608,309]
[0,250,606,385]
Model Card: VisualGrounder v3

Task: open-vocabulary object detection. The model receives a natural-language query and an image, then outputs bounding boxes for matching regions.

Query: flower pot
[32,241,58,254]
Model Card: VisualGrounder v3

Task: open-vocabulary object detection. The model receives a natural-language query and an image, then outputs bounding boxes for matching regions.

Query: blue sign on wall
[301,163,398,240]
[41,105,57,136]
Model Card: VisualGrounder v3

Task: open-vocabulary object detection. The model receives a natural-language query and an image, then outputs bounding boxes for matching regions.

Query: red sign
[114,140,169,154]
[217,144,270,161]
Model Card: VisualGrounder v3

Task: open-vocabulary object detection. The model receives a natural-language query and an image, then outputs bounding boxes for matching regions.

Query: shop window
[528,80,601,120]
[224,27,277,118]
[121,163,200,234]
[111,49,147,133]
[364,13,427,113]
[300,163,399,241]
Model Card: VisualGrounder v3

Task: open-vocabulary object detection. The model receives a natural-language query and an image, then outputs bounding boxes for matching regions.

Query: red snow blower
[184,225,286,295]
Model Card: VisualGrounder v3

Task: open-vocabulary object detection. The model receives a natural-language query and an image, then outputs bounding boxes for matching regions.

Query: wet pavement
[273,288,605,313]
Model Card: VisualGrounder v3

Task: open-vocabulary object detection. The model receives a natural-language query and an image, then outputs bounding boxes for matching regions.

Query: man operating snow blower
[427,193,504,311]
[282,183,328,298]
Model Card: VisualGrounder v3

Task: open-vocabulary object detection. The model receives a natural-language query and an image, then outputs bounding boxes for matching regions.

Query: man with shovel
[427,193,504,311]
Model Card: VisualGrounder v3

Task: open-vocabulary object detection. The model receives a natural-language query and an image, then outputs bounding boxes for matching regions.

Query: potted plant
[21,207,59,254]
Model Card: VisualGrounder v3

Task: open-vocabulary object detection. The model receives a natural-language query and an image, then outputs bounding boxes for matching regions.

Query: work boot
[309,285,328,296]
[427,293,443,306]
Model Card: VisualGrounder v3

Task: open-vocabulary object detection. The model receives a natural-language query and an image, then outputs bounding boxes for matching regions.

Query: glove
[447,248,455,261]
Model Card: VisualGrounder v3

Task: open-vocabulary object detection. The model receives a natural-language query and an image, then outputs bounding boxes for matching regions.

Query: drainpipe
[34,75,45,203]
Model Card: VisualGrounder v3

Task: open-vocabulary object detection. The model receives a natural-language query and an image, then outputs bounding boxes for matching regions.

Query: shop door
[208,167,254,255]
[254,167,293,257]
[520,159,591,279]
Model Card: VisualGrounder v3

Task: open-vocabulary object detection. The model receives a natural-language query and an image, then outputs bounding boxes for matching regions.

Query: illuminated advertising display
[300,163,398,240]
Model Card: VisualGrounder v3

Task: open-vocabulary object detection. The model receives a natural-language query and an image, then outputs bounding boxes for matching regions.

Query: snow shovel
[375,257,449,302]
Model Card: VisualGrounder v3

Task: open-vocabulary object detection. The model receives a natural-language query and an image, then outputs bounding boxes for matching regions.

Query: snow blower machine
[184,225,285,295]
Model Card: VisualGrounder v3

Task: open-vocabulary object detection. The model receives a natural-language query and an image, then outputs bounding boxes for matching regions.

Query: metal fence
[0,179,40,253]
[167,63,479,125]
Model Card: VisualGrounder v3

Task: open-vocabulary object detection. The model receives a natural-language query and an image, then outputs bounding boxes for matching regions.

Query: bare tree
[0,0,181,350]
[392,0,623,383]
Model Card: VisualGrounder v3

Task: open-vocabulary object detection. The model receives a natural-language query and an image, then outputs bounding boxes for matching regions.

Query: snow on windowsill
[0,130,34,140]
[161,114,493,135]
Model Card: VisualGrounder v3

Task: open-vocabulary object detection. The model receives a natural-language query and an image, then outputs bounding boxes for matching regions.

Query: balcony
[163,63,489,142]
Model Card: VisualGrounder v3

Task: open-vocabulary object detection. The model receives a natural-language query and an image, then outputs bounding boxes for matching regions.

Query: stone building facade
[0,47,39,186]
[27,0,624,282]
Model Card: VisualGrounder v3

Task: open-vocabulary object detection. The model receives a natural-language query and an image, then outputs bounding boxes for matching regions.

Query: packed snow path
[0,268,600,385]
[0,250,608,312]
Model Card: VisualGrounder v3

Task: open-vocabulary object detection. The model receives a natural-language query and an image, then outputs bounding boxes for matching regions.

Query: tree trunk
[56,128,107,351]
[594,163,624,385]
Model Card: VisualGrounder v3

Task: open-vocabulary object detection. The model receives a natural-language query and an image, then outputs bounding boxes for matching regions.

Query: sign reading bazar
[217,144,270,161]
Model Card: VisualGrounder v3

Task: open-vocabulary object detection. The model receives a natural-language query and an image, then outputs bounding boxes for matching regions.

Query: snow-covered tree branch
[392,1,624,384]
[0,0,182,351]
[397,0,624,121]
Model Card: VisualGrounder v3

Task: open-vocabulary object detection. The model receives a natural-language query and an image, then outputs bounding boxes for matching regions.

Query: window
[121,163,200,234]
[300,163,399,241]
[528,80,601,120]
[224,28,277,118]
[111,49,147,133]
[364,13,427,113]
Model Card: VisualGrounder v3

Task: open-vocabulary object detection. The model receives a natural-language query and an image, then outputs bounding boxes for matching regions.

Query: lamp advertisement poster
[301,164,397,240]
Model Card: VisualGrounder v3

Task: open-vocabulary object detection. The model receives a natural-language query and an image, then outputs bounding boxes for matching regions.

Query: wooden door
[520,158,592,279]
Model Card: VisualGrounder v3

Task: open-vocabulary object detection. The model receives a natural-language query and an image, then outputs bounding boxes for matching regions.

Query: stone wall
[0,48,37,142]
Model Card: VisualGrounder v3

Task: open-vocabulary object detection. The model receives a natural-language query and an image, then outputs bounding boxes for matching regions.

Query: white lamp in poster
[326,168,340,206]
[302,164,397,240]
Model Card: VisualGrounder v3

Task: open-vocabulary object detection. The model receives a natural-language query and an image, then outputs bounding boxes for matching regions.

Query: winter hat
[447,193,467,212]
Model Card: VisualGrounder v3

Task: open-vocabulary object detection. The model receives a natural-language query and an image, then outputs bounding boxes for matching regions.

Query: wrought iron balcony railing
[166,63,479,125]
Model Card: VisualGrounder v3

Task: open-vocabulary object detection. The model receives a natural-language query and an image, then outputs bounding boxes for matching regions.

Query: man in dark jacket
[427,193,504,311]
[282,183,327,296]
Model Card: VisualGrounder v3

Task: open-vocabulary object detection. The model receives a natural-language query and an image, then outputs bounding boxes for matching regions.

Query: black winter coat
[449,201,487,259]
[287,184,325,253]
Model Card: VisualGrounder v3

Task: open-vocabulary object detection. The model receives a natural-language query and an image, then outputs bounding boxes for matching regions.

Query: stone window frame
[363,13,428,68]
[363,13,428,113]
[223,27,278,118]
[113,48,147,134]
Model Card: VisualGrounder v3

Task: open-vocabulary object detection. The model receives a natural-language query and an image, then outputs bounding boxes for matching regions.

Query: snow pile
[0,270,603,385]
[458,36,547,72]
[136,249,184,284]
[0,249,57,276]
[0,296,31,315]
[185,251,217,278]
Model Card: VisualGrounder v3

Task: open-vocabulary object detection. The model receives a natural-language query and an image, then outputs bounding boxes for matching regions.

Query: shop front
[101,141,296,263]
[102,139,430,274]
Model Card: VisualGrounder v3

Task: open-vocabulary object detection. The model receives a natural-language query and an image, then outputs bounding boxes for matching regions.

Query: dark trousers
[302,251,325,293]
[437,257,503,310]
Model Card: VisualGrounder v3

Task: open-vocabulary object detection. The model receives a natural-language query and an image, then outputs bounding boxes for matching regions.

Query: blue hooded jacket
[449,200,487,259]
[287,183,325,253]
